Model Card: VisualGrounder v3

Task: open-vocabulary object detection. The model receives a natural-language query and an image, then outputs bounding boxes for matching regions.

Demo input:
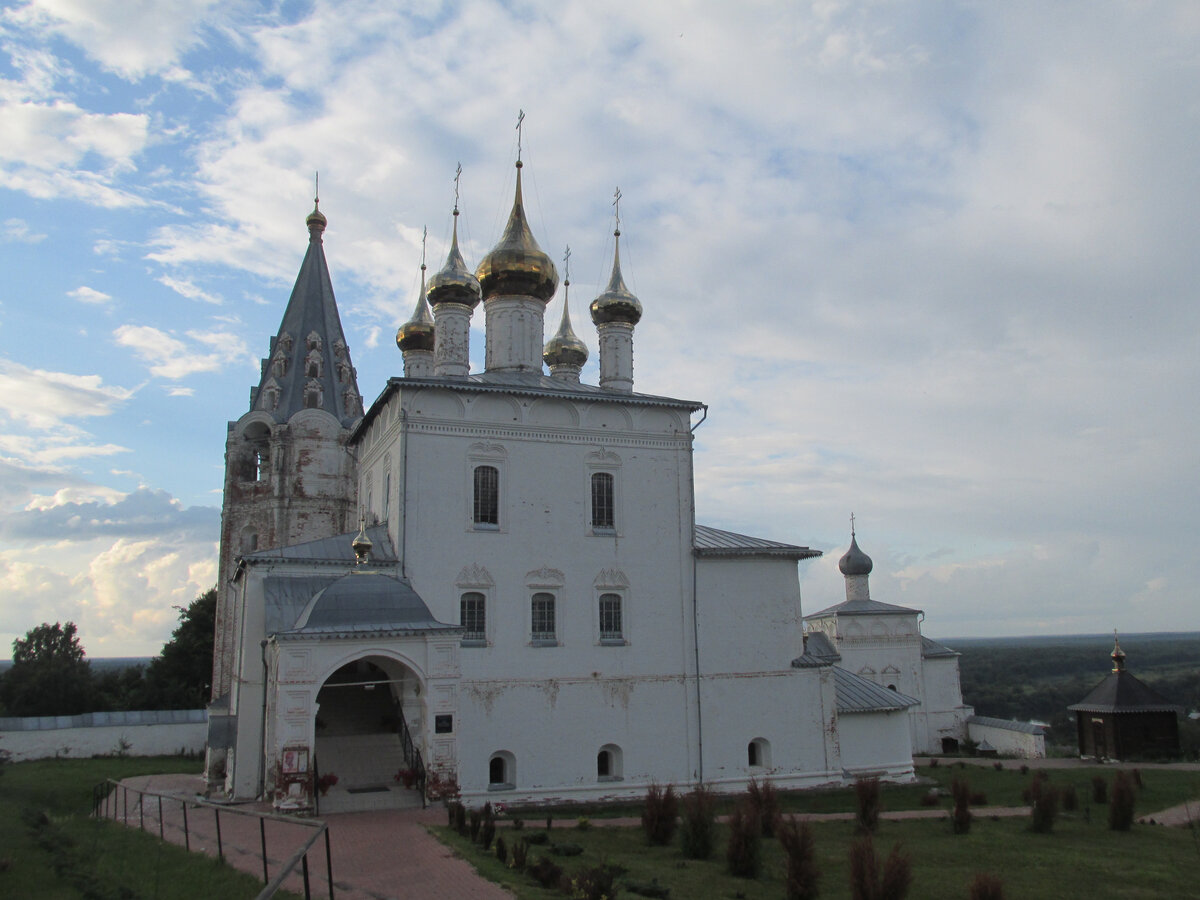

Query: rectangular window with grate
[460,592,486,643]
[473,465,499,526]
[599,593,623,642]
[591,472,615,530]
[531,592,556,643]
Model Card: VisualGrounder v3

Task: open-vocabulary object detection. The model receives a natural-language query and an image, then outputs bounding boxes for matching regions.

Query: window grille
[461,592,486,642]
[473,465,499,526]
[599,593,623,641]
[591,472,614,529]
[531,593,556,641]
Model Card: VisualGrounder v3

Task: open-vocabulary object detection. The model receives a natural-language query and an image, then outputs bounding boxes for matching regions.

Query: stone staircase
[313,682,424,814]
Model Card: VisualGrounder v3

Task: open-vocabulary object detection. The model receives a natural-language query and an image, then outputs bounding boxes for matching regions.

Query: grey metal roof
[248,216,361,428]
[245,524,396,565]
[967,715,1047,735]
[282,571,458,638]
[832,667,920,713]
[354,373,705,439]
[1068,671,1184,714]
[264,574,341,633]
[921,636,960,659]
[805,597,921,619]
[694,525,822,560]
[797,631,841,664]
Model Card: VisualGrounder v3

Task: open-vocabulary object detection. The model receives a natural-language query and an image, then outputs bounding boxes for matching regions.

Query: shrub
[495,835,507,865]
[625,879,670,898]
[642,783,679,846]
[855,776,881,834]
[950,777,972,835]
[1092,776,1108,804]
[1027,777,1058,834]
[550,842,584,857]
[969,792,987,806]
[679,785,718,860]
[511,839,529,871]
[568,864,619,900]
[1061,784,1078,812]
[778,815,820,900]
[469,809,481,842]
[929,758,939,768]
[1131,768,1144,789]
[524,831,549,845]
[546,816,554,830]
[479,816,495,850]
[747,777,780,837]
[511,817,524,830]
[1019,764,1029,776]
[528,855,565,889]
[576,816,591,831]
[849,836,912,900]
[919,790,940,807]
[452,802,467,836]
[1109,771,1136,831]
[968,873,1005,900]
[725,801,761,879]
[993,761,1003,771]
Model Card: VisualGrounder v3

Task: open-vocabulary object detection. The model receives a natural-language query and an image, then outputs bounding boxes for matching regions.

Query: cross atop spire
[516,109,526,164]
[850,511,856,538]
[314,171,320,209]
[612,186,622,237]
[421,225,427,272]
[453,162,462,215]
[563,244,571,284]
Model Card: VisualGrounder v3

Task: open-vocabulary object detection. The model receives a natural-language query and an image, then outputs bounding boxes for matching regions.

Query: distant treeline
[947,632,1200,750]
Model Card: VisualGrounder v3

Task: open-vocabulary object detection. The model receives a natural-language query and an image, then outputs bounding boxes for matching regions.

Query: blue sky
[1,0,1198,657]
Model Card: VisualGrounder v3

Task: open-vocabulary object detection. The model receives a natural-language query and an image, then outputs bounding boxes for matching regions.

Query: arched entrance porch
[313,654,427,813]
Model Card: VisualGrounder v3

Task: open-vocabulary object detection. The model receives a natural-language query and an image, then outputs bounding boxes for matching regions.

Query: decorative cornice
[456,564,495,588]
[525,566,565,587]
[593,568,630,589]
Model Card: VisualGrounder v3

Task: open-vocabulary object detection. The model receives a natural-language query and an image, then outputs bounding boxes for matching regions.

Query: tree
[142,587,216,709]
[0,621,94,717]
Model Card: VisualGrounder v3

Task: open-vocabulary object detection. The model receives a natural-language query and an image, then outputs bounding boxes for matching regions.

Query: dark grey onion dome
[396,266,435,352]
[839,534,873,576]
[543,278,588,368]
[428,210,482,308]
[590,229,642,325]
[475,162,558,302]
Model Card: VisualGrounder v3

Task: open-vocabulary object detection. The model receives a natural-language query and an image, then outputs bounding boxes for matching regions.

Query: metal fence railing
[93,778,334,900]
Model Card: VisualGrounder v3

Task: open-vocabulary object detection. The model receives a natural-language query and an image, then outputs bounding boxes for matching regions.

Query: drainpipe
[258,638,269,800]
[399,406,410,578]
[689,407,708,783]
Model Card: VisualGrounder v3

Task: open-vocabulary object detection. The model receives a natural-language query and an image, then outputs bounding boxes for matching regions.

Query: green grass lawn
[0,755,301,899]
[439,766,1200,900]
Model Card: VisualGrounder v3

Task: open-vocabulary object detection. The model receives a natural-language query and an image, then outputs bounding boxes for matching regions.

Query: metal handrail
[93,778,334,899]
[396,705,427,807]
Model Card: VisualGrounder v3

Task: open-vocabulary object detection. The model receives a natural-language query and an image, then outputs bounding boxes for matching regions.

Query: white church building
[205,157,969,811]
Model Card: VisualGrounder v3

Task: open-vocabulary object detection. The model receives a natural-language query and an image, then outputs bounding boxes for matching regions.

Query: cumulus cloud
[67,285,112,304]
[0,485,217,542]
[0,358,133,429]
[2,217,46,242]
[113,324,251,379]
[157,274,222,305]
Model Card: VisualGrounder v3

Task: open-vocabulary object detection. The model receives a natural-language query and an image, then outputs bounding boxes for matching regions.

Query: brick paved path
[112,774,512,899]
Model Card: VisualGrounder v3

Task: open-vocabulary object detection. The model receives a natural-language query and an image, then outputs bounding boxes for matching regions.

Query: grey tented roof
[805,596,921,619]
[264,574,341,633]
[921,636,960,659]
[282,571,458,639]
[249,221,361,427]
[245,524,396,565]
[832,667,920,713]
[967,715,1047,735]
[694,525,822,560]
[1068,671,1184,714]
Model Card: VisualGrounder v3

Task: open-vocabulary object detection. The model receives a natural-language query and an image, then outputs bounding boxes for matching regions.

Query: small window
[461,592,486,644]
[383,470,391,520]
[748,738,771,768]
[473,465,499,527]
[254,447,269,481]
[597,743,623,781]
[531,592,556,643]
[597,749,611,777]
[591,472,614,530]
[488,751,515,790]
[599,593,623,643]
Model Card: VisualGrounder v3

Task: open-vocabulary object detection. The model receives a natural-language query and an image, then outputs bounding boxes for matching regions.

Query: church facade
[206,159,959,811]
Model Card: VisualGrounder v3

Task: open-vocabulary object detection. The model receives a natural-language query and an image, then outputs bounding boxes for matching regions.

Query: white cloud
[113,323,251,379]
[67,285,111,304]
[2,217,46,242]
[7,0,225,81]
[0,101,149,170]
[0,358,133,429]
[157,274,222,305]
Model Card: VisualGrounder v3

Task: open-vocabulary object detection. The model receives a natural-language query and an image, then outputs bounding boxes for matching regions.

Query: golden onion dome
[543,278,589,369]
[590,229,642,326]
[475,162,558,302]
[427,210,482,308]
[396,264,435,353]
[306,198,327,235]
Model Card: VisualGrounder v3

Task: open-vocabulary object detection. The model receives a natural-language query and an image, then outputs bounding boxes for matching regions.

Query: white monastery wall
[836,710,914,778]
[1,714,207,762]
[966,721,1045,759]
[695,557,805,672]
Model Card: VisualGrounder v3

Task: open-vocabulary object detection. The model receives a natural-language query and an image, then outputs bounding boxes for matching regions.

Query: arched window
[531,593,556,643]
[460,592,486,644]
[748,738,771,768]
[599,593,623,642]
[473,465,499,527]
[488,751,515,790]
[591,472,614,530]
[597,744,623,781]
